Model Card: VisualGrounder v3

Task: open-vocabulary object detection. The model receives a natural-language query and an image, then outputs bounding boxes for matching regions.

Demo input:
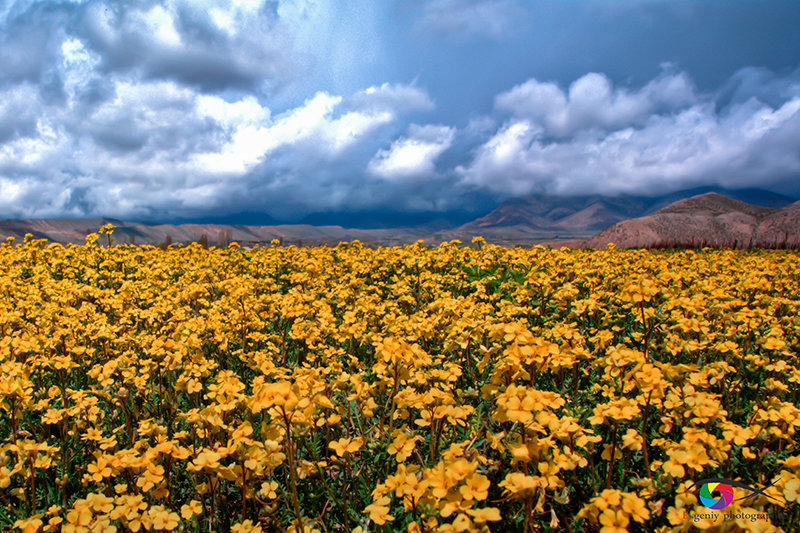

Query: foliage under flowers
[0,230,798,532]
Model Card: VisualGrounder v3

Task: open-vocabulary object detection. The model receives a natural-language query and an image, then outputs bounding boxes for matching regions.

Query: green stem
[283,410,305,533]
[606,421,620,490]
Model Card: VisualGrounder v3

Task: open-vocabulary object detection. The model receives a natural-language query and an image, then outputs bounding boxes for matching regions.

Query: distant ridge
[460,195,650,232]
[0,188,795,248]
[0,219,440,247]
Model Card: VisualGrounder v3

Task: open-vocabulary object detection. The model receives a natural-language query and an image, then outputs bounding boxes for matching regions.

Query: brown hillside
[653,192,776,217]
[585,192,788,249]
[756,200,800,247]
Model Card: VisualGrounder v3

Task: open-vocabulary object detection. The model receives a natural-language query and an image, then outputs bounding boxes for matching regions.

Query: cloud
[460,69,800,197]
[0,1,296,96]
[0,86,41,144]
[0,2,70,88]
[0,72,431,218]
[0,0,438,219]
[368,124,455,180]
[347,83,435,114]
[74,1,292,92]
[718,65,800,110]
[495,69,697,137]
[413,0,524,41]
[191,81,436,176]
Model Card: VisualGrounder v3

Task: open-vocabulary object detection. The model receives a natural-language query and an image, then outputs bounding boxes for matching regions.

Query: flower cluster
[0,232,797,532]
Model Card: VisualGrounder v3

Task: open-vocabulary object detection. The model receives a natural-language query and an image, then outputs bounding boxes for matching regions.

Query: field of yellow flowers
[1,227,799,532]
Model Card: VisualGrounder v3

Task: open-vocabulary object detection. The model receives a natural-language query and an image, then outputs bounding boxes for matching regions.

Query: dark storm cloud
[71,80,223,159]
[0,87,40,143]
[0,2,69,85]
[717,66,800,110]
[75,77,116,107]
[72,1,292,93]
[64,185,95,214]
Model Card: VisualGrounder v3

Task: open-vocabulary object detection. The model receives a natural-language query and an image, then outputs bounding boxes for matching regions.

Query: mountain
[460,195,649,232]
[643,186,796,212]
[756,200,800,247]
[584,192,799,249]
[652,193,775,217]
[458,188,796,241]
[458,195,648,238]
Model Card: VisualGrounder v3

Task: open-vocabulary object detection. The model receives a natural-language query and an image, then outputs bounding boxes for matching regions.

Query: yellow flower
[499,472,539,496]
[148,506,179,531]
[85,455,113,482]
[784,477,800,502]
[231,520,264,533]
[621,493,650,523]
[14,516,44,533]
[387,430,421,462]
[459,474,490,501]
[136,463,166,492]
[598,509,629,533]
[187,450,222,471]
[258,481,280,500]
[329,436,364,457]
[364,496,394,525]
[181,500,203,519]
[465,507,502,523]
[763,337,786,350]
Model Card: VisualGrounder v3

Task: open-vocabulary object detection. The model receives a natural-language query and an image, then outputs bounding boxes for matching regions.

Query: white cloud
[495,71,697,137]
[72,0,295,92]
[326,110,394,152]
[0,51,440,218]
[60,38,101,100]
[192,91,395,174]
[189,82,434,177]
[138,5,182,47]
[195,95,270,126]
[349,82,435,113]
[461,86,800,196]
[368,124,454,180]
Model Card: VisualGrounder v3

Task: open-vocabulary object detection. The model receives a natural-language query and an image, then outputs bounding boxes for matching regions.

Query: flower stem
[606,421,619,490]
[283,409,305,533]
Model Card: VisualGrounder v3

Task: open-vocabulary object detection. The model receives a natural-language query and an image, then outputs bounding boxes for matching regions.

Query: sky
[1,0,800,224]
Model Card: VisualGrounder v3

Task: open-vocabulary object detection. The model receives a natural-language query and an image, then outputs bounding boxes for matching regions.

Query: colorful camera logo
[698,482,734,510]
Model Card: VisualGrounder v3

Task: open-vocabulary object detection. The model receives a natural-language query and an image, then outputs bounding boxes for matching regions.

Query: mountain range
[461,186,794,230]
[0,187,796,248]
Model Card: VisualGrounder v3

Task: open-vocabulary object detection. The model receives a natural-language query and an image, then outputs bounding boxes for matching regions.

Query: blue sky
[1,0,799,223]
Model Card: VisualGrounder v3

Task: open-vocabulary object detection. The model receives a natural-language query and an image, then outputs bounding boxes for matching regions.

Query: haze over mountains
[0,187,796,248]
